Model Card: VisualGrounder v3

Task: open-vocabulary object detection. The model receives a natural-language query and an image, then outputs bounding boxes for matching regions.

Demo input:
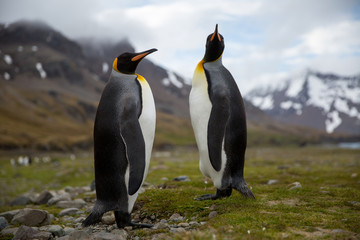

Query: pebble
[350,173,358,178]
[288,182,302,190]
[12,225,39,240]
[178,222,189,227]
[102,215,115,225]
[48,192,72,205]
[35,190,54,205]
[56,199,86,209]
[0,216,9,230]
[267,179,279,185]
[0,209,20,222]
[208,211,218,219]
[10,195,32,206]
[46,224,65,237]
[59,208,79,216]
[152,222,169,230]
[169,213,184,222]
[11,208,51,226]
[172,176,191,182]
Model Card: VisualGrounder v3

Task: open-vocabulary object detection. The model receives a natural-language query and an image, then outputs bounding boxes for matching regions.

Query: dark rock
[56,199,86,208]
[172,176,190,182]
[10,195,31,206]
[59,207,79,216]
[0,216,8,230]
[0,209,20,222]
[12,225,39,240]
[11,208,51,226]
[35,190,54,205]
[152,222,168,230]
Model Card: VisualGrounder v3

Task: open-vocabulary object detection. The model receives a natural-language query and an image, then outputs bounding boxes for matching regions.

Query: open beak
[210,24,221,42]
[131,48,158,62]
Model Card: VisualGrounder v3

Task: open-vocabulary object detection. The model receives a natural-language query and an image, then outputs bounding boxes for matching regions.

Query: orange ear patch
[113,57,119,71]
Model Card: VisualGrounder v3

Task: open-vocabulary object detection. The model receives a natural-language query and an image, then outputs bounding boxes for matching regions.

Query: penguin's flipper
[119,98,146,196]
[208,90,230,171]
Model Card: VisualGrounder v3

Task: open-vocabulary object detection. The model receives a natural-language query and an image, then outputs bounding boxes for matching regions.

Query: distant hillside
[0,20,346,151]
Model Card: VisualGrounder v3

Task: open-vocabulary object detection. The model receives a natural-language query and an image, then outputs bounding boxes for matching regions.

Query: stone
[0,209,20,222]
[90,180,96,191]
[267,179,279,185]
[92,231,119,240]
[56,199,86,209]
[208,211,217,219]
[347,201,360,206]
[189,221,200,227]
[170,227,186,233]
[288,182,302,190]
[12,225,39,240]
[332,229,347,234]
[64,227,75,235]
[75,217,86,223]
[169,213,184,222]
[0,216,8,230]
[32,231,52,240]
[152,222,169,230]
[10,195,32,206]
[46,225,65,237]
[65,230,91,240]
[102,215,115,225]
[11,208,51,226]
[59,208,79,216]
[209,204,216,210]
[172,176,190,182]
[47,192,71,205]
[111,229,128,240]
[178,222,189,227]
[1,227,18,236]
[35,190,54,205]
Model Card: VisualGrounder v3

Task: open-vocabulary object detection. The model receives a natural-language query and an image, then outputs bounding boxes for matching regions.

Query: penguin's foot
[195,188,232,201]
[194,193,218,201]
[234,182,255,199]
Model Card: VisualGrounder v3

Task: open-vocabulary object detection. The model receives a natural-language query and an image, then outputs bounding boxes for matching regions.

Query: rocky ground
[0,178,210,240]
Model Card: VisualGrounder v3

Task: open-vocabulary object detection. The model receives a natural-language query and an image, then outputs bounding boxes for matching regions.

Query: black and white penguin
[83,48,157,228]
[189,25,255,200]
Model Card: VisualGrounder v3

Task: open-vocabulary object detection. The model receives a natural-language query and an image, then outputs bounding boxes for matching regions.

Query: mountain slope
[246,70,360,136]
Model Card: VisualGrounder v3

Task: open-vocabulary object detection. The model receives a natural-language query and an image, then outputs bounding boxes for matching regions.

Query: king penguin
[189,24,255,200]
[82,48,157,228]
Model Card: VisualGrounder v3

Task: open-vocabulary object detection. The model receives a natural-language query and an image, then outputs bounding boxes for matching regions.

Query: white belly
[126,78,156,213]
[189,63,226,189]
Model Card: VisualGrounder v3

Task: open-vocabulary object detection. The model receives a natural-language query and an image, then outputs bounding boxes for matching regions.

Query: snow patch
[280,101,302,115]
[306,75,333,112]
[3,54,12,64]
[252,95,274,110]
[280,101,293,110]
[102,62,109,73]
[325,111,342,133]
[162,78,170,86]
[163,71,183,88]
[18,46,23,52]
[36,63,47,79]
[32,46,38,52]
[4,72,10,80]
[286,76,305,97]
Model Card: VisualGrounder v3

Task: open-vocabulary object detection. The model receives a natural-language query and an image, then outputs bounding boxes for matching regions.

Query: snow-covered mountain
[246,70,360,135]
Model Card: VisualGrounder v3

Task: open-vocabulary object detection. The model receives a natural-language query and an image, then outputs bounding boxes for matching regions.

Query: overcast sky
[1,0,359,93]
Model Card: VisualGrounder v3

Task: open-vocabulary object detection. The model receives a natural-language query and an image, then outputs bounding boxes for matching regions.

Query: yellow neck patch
[196,60,205,73]
[136,74,146,82]
[112,58,119,72]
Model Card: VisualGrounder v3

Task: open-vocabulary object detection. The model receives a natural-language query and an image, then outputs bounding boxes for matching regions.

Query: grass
[0,147,359,239]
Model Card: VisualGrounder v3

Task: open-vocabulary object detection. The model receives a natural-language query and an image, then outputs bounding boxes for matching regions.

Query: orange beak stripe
[131,52,149,62]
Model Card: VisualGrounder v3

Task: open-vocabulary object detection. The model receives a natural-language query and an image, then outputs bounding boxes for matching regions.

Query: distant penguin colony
[189,24,255,200]
[83,49,157,228]
[84,24,254,229]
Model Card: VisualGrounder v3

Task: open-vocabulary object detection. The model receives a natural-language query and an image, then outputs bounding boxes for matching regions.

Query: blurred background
[0,0,359,152]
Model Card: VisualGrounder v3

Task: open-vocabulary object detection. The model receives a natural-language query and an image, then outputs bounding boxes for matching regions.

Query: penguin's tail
[233,179,255,199]
[82,202,106,227]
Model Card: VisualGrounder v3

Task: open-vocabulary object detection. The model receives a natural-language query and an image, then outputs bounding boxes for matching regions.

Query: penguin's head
[113,48,158,74]
[204,24,224,62]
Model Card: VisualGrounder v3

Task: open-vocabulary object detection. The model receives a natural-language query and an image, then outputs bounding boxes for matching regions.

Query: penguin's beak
[131,48,158,62]
[210,24,221,42]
